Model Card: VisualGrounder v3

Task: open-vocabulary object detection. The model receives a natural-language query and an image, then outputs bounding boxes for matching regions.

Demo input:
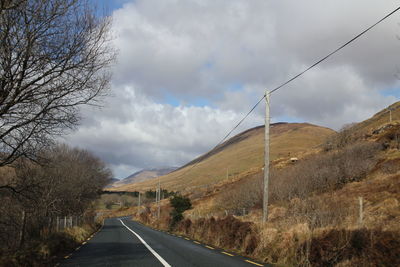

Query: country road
[59,217,269,267]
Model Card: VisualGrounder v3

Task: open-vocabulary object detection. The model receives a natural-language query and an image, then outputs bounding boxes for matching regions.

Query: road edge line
[119,219,171,267]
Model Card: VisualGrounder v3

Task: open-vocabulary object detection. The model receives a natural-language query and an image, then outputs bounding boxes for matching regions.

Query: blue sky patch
[91,0,131,14]
[163,93,180,107]
[380,87,400,99]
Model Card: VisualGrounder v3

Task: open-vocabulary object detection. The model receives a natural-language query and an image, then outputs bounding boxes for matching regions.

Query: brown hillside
[130,102,400,266]
[348,101,400,134]
[111,123,334,193]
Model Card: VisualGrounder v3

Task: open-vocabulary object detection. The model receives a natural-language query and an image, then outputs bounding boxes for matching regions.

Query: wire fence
[38,215,96,233]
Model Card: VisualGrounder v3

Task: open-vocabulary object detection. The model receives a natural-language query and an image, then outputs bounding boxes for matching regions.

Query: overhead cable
[270,5,400,94]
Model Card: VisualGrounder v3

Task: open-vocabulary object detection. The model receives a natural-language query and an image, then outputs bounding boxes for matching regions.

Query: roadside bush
[297,228,400,266]
[216,173,262,214]
[323,123,360,151]
[215,141,381,215]
[176,216,259,255]
[170,195,192,227]
[270,141,381,202]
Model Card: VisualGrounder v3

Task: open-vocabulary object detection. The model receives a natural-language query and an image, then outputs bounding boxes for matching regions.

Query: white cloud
[65,0,400,177]
[65,86,261,178]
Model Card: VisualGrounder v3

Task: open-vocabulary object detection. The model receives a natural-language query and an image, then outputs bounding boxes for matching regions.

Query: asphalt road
[59,217,269,267]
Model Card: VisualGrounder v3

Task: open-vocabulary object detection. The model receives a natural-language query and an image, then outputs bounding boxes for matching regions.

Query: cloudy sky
[65,0,400,178]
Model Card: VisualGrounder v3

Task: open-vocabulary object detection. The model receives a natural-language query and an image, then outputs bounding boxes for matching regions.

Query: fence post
[64,216,66,229]
[18,210,26,248]
[56,216,59,231]
[358,197,363,226]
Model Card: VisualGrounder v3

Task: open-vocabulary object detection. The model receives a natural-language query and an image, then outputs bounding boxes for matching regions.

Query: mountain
[112,167,176,187]
[110,122,335,193]
[112,103,400,266]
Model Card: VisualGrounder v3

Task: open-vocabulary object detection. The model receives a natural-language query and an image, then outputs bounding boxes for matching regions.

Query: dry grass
[132,104,400,266]
[111,123,334,193]
[135,145,400,266]
[134,169,400,266]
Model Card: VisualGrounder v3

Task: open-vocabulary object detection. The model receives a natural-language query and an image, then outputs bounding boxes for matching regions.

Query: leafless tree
[0,0,115,167]
[18,144,113,216]
[0,0,26,12]
[0,144,112,251]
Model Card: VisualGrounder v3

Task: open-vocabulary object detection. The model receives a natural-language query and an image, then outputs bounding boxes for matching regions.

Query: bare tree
[0,0,26,13]
[0,144,112,251]
[0,0,115,167]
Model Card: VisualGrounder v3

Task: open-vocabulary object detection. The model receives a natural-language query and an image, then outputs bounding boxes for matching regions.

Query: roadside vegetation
[132,107,400,266]
[0,144,112,266]
[0,0,115,265]
[169,195,192,227]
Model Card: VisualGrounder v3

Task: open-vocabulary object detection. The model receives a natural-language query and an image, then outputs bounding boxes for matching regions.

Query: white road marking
[119,219,171,267]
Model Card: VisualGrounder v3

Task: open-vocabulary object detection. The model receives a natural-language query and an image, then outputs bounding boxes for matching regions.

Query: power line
[166,5,400,184]
[270,5,400,94]
[174,94,265,181]
[219,94,266,145]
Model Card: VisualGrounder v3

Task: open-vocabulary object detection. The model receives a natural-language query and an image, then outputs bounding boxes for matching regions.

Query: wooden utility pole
[263,90,270,223]
[157,177,161,219]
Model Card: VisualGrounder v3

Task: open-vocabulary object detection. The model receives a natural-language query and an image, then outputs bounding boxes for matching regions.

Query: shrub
[169,195,192,227]
[215,141,381,216]
[216,173,262,214]
[299,228,400,266]
[270,141,381,202]
[176,216,259,255]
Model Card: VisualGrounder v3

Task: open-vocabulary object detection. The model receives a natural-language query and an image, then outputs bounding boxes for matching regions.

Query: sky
[65,0,400,179]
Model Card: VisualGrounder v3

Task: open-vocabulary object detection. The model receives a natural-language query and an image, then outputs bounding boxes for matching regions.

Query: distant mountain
[104,178,119,188]
[112,167,176,187]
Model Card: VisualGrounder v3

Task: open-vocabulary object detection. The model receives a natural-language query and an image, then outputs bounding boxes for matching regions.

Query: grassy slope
[130,102,400,266]
[111,123,334,193]
[348,101,400,133]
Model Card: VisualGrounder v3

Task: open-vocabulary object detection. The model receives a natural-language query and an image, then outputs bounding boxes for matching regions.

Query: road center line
[119,219,171,267]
